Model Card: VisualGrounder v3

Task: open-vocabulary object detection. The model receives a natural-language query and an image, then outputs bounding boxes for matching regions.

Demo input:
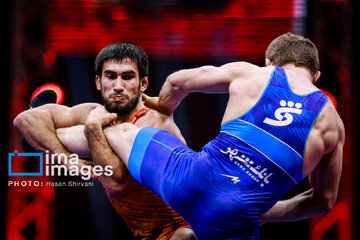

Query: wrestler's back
[221,65,342,178]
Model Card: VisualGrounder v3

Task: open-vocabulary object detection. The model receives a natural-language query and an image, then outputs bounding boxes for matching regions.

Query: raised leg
[103,123,141,169]
[56,125,91,158]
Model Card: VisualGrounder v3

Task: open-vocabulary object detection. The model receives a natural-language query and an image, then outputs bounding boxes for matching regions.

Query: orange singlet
[128,107,151,124]
[108,107,189,239]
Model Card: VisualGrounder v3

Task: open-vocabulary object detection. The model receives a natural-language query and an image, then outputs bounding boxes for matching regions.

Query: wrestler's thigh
[103,123,141,168]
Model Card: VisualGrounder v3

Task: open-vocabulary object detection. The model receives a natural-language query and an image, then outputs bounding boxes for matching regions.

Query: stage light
[30,83,64,104]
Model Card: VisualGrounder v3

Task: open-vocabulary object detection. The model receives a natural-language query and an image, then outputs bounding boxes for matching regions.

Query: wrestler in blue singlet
[128,66,329,239]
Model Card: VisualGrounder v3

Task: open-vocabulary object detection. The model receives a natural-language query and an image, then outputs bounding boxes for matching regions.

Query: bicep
[171,62,253,94]
[181,66,232,93]
[39,103,101,128]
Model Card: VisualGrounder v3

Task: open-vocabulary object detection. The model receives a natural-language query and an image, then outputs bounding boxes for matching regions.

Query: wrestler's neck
[282,63,315,84]
[115,100,146,124]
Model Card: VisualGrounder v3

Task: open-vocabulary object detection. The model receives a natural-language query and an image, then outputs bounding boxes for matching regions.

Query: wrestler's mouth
[110,94,127,101]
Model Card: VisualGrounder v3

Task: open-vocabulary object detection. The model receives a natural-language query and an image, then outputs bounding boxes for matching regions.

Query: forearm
[84,121,132,198]
[262,189,331,223]
[157,74,189,115]
[14,108,71,156]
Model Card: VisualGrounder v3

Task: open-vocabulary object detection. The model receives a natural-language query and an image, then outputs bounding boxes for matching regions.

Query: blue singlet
[128,66,329,239]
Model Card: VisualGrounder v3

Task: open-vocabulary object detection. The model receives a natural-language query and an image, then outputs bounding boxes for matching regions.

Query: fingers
[100,112,117,126]
[87,106,117,127]
[141,93,152,106]
[141,94,172,116]
[142,93,150,101]
[141,93,159,109]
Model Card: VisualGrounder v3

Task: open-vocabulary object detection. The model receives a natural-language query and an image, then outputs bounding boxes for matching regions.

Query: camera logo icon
[8,150,43,176]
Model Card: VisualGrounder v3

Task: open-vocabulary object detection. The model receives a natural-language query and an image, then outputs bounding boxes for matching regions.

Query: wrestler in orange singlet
[14,43,196,239]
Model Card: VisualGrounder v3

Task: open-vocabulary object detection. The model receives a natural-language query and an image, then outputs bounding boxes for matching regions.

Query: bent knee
[170,228,197,240]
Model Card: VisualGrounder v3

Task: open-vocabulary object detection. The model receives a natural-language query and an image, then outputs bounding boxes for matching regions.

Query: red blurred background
[2,0,359,239]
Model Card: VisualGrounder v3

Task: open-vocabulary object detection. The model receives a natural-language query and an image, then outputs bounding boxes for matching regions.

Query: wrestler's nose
[113,79,125,92]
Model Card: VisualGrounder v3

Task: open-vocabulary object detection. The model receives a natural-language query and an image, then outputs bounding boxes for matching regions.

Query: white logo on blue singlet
[263,100,303,126]
[220,148,273,187]
[220,174,241,184]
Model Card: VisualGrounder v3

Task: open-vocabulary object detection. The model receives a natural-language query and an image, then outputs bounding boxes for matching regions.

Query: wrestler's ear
[140,76,149,92]
[95,75,102,91]
[265,58,274,66]
[313,71,321,84]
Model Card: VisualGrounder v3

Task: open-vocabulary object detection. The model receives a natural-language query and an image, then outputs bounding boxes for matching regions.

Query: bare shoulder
[222,61,262,77]
[314,101,345,153]
[227,65,274,98]
[302,101,344,176]
[136,109,176,130]
[228,64,273,84]
[135,109,185,141]
[222,61,259,70]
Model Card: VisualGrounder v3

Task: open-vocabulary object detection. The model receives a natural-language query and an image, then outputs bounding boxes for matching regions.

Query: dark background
[2,0,358,239]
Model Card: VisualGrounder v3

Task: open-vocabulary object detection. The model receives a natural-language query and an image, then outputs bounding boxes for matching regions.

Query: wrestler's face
[96,58,148,116]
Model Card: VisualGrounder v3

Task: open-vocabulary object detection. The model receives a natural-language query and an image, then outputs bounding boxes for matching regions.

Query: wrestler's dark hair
[95,42,149,79]
[265,32,319,75]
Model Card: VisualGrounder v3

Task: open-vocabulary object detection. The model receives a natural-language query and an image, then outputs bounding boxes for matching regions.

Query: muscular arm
[13,103,99,157]
[74,106,186,198]
[262,130,344,223]
[145,62,255,115]
[55,121,136,199]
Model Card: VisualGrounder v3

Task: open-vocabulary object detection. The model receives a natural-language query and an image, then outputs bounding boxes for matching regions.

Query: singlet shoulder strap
[128,107,151,124]
[270,66,290,89]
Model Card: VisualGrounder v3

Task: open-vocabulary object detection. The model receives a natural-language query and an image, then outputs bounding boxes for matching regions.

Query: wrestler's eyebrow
[103,70,117,75]
[121,70,136,75]
[103,70,136,75]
